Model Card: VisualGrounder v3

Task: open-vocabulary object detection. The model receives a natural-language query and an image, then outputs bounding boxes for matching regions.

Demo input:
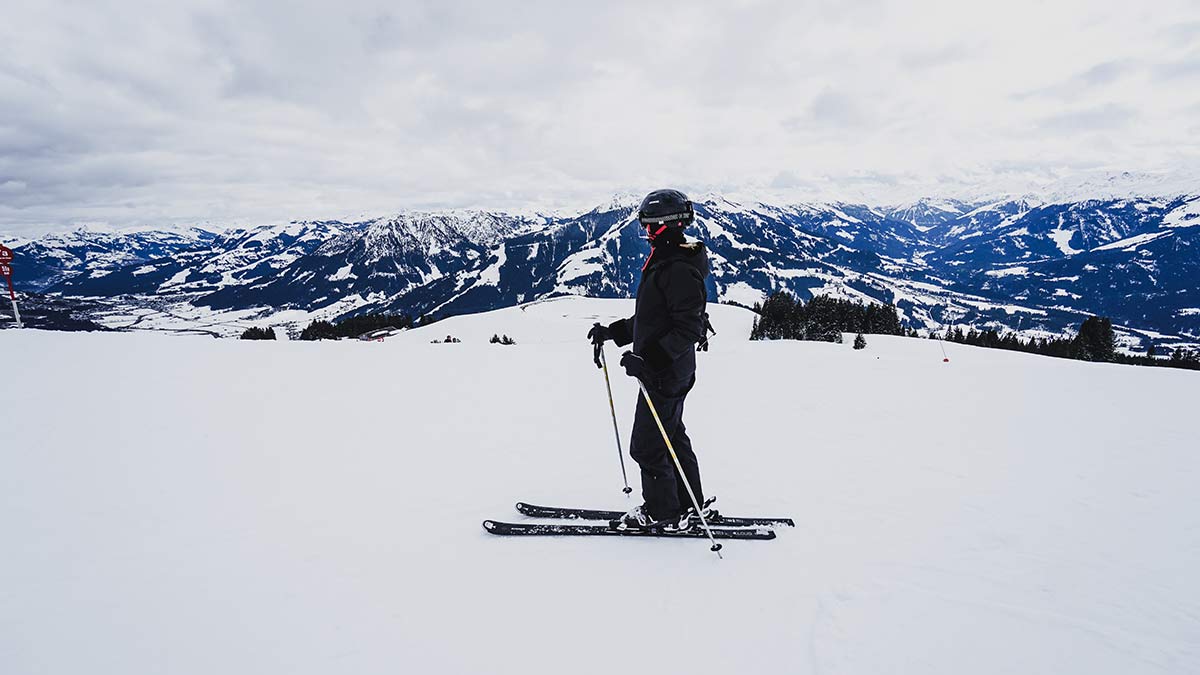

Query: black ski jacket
[608,241,709,394]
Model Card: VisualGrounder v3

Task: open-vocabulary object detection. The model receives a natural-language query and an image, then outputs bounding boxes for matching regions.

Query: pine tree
[853,333,867,350]
[1071,316,1115,362]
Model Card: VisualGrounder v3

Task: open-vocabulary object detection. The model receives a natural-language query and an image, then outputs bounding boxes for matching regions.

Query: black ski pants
[629,375,702,520]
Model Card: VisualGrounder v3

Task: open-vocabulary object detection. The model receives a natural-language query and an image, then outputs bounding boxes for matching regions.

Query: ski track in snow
[1,297,1198,675]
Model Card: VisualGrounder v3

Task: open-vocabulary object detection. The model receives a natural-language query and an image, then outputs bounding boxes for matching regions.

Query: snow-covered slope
[2,297,1196,674]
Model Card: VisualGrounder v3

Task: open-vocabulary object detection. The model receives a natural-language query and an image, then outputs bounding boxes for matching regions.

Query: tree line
[750,292,905,343]
[298,312,414,341]
[750,291,1199,371]
[936,317,1200,371]
[239,326,276,340]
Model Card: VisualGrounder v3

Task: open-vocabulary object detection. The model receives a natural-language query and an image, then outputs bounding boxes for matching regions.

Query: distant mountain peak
[887,198,975,228]
[589,193,641,214]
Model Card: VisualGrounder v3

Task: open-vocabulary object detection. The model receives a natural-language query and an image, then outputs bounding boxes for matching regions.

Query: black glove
[620,351,646,379]
[587,323,611,345]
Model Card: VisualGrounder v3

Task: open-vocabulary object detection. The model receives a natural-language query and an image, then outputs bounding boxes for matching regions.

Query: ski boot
[610,504,684,533]
[679,496,719,528]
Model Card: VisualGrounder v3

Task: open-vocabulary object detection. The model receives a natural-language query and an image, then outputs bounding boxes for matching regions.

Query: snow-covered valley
[2,297,1197,674]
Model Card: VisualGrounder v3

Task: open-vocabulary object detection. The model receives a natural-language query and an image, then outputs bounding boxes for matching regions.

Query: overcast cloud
[1,0,1198,234]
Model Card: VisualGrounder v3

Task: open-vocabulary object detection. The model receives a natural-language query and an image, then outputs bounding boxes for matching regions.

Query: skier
[588,189,711,532]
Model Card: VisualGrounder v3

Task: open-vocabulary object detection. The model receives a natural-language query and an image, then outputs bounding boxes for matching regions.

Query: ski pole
[635,379,723,558]
[593,337,633,495]
[935,329,950,362]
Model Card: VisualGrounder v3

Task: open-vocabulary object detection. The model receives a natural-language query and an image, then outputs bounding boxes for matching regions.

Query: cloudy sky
[2,0,1198,235]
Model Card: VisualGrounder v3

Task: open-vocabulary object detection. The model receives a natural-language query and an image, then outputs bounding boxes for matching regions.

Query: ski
[482,520,776,540]
[514,500,794,528]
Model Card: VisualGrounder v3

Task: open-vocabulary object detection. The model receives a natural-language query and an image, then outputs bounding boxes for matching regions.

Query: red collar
[641,248,655,271]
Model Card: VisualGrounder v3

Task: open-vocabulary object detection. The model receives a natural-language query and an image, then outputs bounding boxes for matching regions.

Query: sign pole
[6,276,20,328]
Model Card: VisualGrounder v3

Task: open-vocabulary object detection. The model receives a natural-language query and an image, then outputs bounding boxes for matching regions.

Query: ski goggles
[638,211,692,226]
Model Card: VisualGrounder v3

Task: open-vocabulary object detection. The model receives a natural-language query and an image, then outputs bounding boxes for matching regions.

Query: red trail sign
[0,243,22,327]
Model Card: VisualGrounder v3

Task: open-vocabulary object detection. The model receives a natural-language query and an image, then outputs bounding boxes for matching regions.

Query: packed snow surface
[2,297,1197,674]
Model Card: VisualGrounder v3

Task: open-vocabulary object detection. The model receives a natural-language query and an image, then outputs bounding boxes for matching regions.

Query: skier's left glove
[587,323,612,345]
[619,351,646,379]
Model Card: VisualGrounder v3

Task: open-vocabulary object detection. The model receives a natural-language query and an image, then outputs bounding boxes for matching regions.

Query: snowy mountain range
[3,193,1199,345]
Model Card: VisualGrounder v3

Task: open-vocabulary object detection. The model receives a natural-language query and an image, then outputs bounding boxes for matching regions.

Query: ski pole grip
[592,323,604,368]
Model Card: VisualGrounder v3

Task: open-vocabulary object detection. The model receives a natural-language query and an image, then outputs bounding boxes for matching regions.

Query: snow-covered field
[2,297,1197,674]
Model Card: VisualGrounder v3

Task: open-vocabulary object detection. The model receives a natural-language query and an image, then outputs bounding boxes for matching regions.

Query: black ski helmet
[638,189,694,229]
